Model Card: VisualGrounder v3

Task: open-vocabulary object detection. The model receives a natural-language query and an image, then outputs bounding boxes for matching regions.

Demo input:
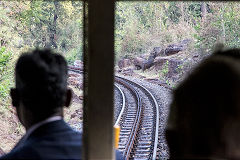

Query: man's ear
[64,89,72,108]
[10,88,20,107]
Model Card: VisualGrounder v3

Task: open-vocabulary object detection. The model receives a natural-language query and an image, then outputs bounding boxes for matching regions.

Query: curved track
[115,76,159,160]
[68,66,160,159]
[114,84,126,126]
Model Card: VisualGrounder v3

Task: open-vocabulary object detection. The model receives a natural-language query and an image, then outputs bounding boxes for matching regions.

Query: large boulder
[139,53,149,60]
[154,56,184,80]
[131,39,191,71]
[118,58,132,69]
[133,47,164,71]
[150,47,164,57]
[164,44,184,56]
[164,39,192,56]
[133,57,146,70]
[139,47,164,71]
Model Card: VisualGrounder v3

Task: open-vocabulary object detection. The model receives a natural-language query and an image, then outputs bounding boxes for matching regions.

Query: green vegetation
[0,1,84,151]
[0,47,12,100]
[161,60,169,77]
[0,1,83,106]
[115,2,240,88]
[0,0,240,151]
[2,1,240,104]
[115,2,240,61]
[1,1,240,111]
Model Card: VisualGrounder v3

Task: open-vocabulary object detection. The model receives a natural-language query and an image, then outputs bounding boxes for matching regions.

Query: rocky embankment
[117,39,209,86]
[67,60,84,131]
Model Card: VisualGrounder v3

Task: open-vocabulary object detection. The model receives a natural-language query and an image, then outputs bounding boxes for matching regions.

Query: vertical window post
[83,0,115,159]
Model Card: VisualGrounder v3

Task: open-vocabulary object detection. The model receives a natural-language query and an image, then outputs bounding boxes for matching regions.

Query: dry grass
[135,70,160,79]
[0,103,24,152]
[64,85,83,128]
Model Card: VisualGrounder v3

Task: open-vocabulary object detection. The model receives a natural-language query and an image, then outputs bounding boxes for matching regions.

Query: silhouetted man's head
[166,54,240,159]
[213,48,240,60]
[10,49,71,129]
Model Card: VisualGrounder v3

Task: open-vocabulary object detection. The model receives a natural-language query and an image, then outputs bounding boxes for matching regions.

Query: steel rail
[136,82,159,160]
[115,77,142,160]
[68,67,159,159]
[68,68,142,159]
[114,84,126,126]
[116,76,159,160]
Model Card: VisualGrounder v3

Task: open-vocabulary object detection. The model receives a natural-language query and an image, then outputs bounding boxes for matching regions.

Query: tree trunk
[221,3,226,43]
[46,1,59,48]
[201,2,207,24]
[180,2,184,22]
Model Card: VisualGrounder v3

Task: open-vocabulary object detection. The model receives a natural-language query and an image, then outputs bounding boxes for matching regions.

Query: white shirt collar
[22,116,62,143]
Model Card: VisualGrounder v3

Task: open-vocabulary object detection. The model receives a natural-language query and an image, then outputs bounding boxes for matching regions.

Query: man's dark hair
[15,49,68,115]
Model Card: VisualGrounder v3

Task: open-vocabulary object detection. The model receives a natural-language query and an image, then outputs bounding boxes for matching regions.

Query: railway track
[115,76,159,160]
[68,65,83,74]
[68,66,161,159]
[114,84,126,126]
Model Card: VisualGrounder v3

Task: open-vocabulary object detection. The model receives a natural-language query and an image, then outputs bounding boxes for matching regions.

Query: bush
[0,47,13,99]
[65,45,83,65]
[0,47,11,68]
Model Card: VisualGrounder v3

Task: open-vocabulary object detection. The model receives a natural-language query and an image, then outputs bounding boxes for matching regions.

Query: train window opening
[2,0,238,159]
[114,2,239,159]
[0,1,83,152]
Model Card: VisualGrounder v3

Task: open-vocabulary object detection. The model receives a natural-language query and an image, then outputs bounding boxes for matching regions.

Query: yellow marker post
[114,125,120,149]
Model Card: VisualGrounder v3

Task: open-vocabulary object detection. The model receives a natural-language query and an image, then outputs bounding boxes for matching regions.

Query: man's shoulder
[29,120,82,147]
[1,142,82,159]
[30,120,82,140]
[0,145,39,159]
[0,121,82,159]
[0,133,82,159]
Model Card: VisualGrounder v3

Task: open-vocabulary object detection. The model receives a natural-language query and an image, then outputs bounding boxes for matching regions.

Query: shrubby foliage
[0,1,83,105]
[1,1,240,103]
[0,47,12,98]
[115,2,240,61]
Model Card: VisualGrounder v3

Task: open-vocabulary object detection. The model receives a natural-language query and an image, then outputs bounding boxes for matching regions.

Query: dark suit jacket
[0,120,82,159]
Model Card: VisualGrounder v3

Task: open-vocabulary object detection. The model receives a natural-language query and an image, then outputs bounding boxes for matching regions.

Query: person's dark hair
[167,55,240,158]
[15,49,68,115]
[213,48,240,59]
